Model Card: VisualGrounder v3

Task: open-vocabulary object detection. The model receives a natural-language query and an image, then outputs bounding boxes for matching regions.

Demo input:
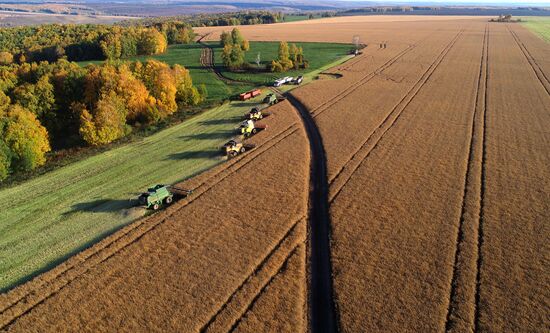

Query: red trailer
[239,89,262,101]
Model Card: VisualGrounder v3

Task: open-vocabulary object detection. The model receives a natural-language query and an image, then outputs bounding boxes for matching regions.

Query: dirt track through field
[282,91,337,333]
[198,34,247,86]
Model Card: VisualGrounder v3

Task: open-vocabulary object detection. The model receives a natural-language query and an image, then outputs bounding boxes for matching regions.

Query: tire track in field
[228,244,301,333]
[444,24,489,333]
[200,218,305,333]
[0,123,301,330]
[310,44,418,119]
[506,24,550,96]
[474,25,491,333]
[328,29,465,203]
[198,37,249,86]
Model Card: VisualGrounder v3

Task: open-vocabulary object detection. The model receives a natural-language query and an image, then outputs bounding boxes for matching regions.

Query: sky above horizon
[342,0,549,3]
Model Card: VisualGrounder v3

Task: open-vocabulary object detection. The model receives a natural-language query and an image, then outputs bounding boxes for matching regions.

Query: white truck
[273,76,293,87]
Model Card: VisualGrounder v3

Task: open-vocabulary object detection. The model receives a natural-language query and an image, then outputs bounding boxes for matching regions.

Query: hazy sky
[343,0,550,3]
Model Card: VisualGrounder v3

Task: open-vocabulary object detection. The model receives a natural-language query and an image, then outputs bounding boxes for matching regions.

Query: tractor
[138,184,192,210]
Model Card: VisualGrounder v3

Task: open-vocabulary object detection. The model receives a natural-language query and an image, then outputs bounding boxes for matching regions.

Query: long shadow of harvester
[179,129,235,141]
[166,149,218,160]
[64,199,135,215]
[198,116,242,126]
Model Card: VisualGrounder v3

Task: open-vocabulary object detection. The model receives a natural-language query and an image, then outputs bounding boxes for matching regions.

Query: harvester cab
[138,184,192,210]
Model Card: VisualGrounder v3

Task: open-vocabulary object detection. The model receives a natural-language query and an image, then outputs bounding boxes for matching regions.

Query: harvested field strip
[328,29,465,202]
[444,24,489,333]
[0,103,303,329]
[506,24,550,95]
[201,218,306,333]
[232,244,306,333]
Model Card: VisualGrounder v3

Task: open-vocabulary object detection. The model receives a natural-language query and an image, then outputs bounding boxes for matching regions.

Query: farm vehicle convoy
[138,85,286,210]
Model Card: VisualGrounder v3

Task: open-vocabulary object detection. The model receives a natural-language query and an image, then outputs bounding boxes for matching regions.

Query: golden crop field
[1,15,548,332]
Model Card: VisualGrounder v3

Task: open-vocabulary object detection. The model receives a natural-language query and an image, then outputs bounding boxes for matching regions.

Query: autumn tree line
[0,21,195,64]
[0,59,206,181]
[124,11,285,28]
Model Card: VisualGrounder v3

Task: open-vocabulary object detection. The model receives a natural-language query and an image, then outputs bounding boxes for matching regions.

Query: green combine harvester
[138,184,192,210]
[263,93,279,106]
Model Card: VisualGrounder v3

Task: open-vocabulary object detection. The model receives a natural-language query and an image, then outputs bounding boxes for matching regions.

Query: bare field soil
[1,17,549,332]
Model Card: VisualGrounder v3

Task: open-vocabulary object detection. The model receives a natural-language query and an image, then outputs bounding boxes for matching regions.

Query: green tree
[100,33,122,60]
[77,92,129,146]
[231,28,244,46]
[12,75,55,121]
[0,90,10,117]
[220,31,232,47]
[0,52,13,65]
[289,43,304,69]
[221,44,245,70]
[277,41,293,71]
[2,105,51,171]
[138,29,168,55]
[0,140,11,181]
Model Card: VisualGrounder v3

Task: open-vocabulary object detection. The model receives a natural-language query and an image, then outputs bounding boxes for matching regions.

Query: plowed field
[1,16,548,333]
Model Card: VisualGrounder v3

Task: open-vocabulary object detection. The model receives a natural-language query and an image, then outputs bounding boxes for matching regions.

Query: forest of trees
[0,59,205,181]
[126,11,285,28]
[0,21,195,63]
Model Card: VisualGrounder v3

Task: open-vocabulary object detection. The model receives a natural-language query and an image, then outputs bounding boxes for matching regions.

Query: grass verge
[521,16,550,42]
[0,94,265,292]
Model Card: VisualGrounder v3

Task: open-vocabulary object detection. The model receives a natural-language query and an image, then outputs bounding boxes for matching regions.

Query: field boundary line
[0,122,302,330]
[444,24,488,333]
[328,29,465,203]
[506,24,550,95]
